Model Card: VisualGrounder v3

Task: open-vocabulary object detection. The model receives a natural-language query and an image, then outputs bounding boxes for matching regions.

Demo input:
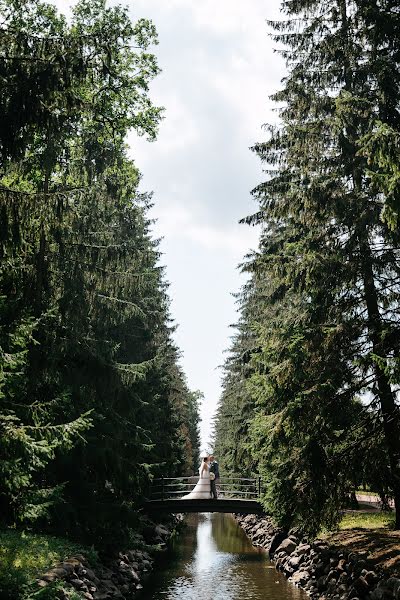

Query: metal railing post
[258,476,261,498]
[162,476,165,501]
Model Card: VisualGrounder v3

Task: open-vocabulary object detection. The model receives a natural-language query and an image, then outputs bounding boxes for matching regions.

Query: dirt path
[326,527,400,574]
[356,493,394,509]
[318,495,400,575]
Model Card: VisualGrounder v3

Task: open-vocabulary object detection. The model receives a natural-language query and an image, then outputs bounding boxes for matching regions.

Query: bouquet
[209,472,215,480]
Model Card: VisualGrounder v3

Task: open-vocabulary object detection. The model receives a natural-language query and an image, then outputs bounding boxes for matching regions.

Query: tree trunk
[359,233,400,528]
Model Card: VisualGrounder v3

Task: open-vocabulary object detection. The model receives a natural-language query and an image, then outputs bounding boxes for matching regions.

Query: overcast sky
[54,0,286,453]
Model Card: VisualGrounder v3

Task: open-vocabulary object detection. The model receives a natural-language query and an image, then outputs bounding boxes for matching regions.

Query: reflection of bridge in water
[144,476,265,514]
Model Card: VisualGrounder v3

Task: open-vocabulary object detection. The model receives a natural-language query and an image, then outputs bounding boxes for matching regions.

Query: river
[140,513,306,600]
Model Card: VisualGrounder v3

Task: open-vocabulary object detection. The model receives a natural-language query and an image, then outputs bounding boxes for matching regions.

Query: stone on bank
[35,516,182,600]
[236,514,400,600]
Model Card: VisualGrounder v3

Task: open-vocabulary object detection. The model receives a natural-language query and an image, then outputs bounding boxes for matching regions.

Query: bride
[182,456,210,499]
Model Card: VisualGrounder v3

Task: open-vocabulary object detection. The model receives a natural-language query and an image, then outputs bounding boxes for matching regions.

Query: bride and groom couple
[183,454,220,499]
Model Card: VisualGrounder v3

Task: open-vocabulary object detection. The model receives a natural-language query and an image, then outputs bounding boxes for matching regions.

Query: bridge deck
[144,498,264,514]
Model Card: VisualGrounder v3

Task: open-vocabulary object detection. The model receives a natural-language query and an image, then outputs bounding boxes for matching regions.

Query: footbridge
[144,476,265,514]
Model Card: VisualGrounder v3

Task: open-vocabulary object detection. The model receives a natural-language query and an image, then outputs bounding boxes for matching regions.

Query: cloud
[158,0,282,36]
[151,201,259,255]
[139,91,200,154]
[45,0,286,447]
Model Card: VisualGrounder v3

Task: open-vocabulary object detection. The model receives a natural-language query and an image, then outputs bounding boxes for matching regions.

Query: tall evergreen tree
[216,0,400,534]
[0,0,200,544]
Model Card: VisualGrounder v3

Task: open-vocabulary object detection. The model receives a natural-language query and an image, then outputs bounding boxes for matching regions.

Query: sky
[53,0,286,453]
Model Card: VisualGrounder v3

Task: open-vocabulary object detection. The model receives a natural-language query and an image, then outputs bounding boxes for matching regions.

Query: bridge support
[144,498,265,515]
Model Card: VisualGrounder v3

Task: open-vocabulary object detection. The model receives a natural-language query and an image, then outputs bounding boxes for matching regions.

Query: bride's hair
[203,456,208,462]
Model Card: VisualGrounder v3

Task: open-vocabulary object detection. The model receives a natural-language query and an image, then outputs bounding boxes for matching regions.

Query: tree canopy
[0,0,200,548]
[214,0,400,535]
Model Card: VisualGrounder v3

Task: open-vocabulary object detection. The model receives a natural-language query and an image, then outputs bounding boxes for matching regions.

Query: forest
[0,0,200,553]
[214,0,400,536]
[1,0,400,596]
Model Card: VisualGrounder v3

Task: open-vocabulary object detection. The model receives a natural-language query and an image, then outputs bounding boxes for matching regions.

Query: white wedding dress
[182,463,211,499]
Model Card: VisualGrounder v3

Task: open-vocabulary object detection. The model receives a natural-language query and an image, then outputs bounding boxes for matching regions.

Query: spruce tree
[0,0,200,543]
[216,0,400,534]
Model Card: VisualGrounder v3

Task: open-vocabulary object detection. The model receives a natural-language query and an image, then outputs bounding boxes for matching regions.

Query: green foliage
[337,511,395,531]
[215,0,400,536]
[30,583,85,600]
[0,308,92,524]
[0,0,200,549]
[359,122,400,230]
[0,528,95,600]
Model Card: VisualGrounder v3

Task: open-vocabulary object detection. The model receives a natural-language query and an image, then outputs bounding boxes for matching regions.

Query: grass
[356,489,380,497]
[339,511,395,530]
[324,513,400,574]
[0,529,97,600]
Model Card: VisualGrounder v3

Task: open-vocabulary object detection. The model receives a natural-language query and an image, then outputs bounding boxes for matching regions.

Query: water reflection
[140,513,306,600]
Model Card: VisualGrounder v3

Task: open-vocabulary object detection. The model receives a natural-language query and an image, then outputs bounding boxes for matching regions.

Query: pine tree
[213,279,259,477]
[0,0,200,543]
[216,0,400,534]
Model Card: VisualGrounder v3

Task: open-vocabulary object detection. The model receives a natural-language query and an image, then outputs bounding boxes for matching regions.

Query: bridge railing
[149,475,262,501]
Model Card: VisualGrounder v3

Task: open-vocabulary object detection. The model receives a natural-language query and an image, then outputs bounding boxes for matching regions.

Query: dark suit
[209,461,220,499]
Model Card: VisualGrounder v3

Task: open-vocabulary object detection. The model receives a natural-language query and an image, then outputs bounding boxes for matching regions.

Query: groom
[209,455,220,499]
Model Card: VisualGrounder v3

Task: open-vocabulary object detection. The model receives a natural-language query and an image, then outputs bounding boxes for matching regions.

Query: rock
[318,575,328,591]
[330,558,339,568]
[326,569,339,582]
[296,544,311,556]
[291,570,310,586]
[348,553,358,564]
[304,580,315,590]
[364,571,379,586]
[119,552,129,561]
[126,569,140,583]
[82,568,98,582]
[386,579,400,594]
[37,580,49,588]
[141,559,152,571]
[74,554,89,566]
[70,578,86,589]
[41,572,59,583]
[337,559,347,572]
[369,588,386,600]
[60,561,77,575]
[63,558,82,570]
[269,531,288,557]
[354,560,368,576]
[327,577,338,591]
[315,560,326,575]
[289,555,304,569]
[50,567,68,579]
[351,576,370,597]
[275,538,297,556]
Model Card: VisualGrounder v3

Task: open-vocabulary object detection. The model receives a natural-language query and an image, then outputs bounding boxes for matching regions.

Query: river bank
[5,510,399,600]
[236,513,400,600]
[0,515,183,600]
